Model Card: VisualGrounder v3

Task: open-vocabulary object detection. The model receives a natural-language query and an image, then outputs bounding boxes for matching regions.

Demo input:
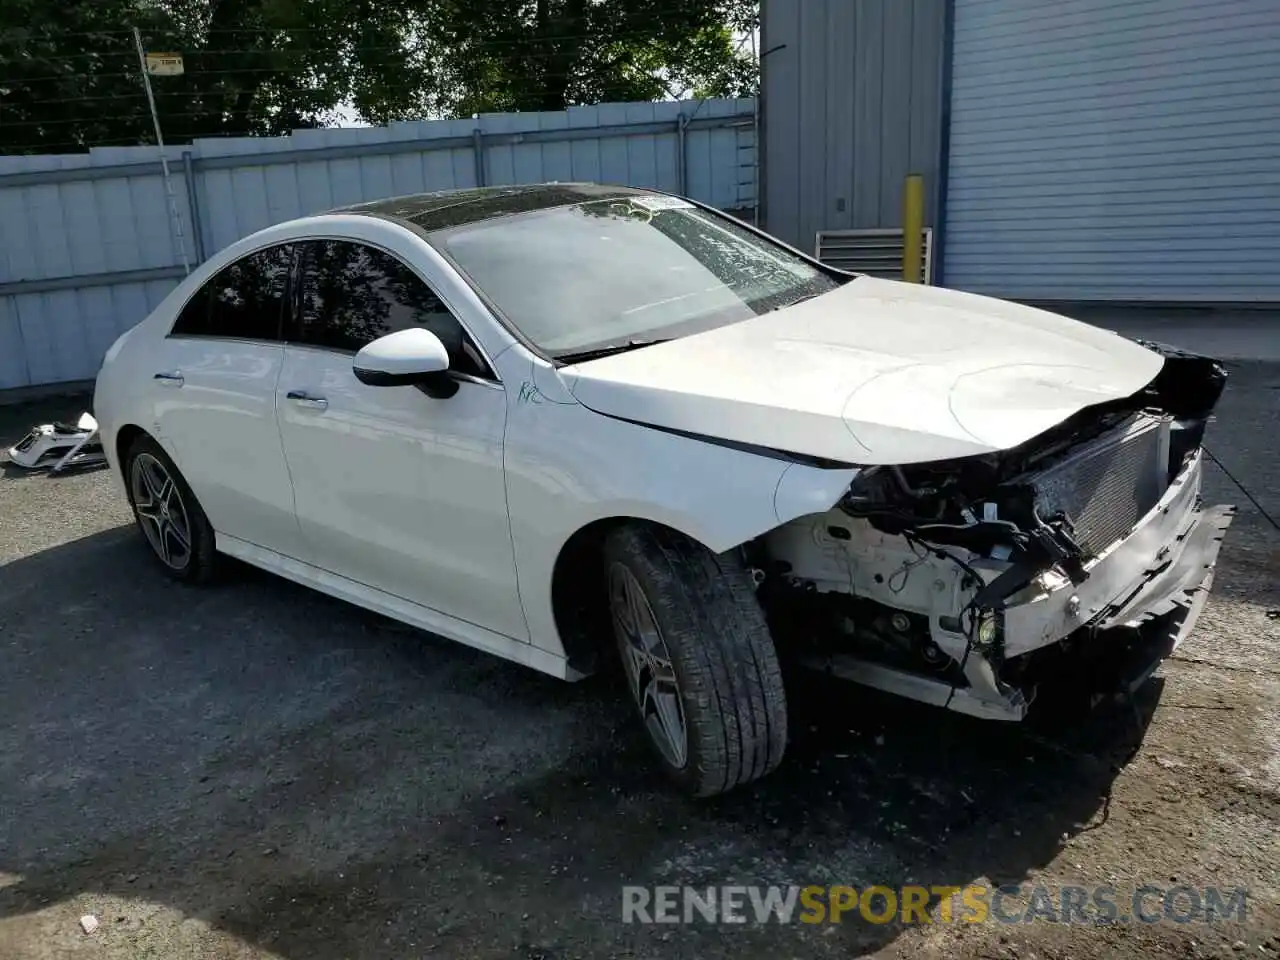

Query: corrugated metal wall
[944,0,1280,302]
[0,98,756,391]
[761,0,945,253]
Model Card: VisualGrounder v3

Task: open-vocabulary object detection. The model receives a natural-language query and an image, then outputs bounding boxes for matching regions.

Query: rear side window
[292,239,491,379]
[171,244,293,340]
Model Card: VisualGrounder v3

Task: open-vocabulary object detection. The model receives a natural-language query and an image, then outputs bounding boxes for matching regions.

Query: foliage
[424,0,758,115]
[0,0,153,154]
[0,0,758,155]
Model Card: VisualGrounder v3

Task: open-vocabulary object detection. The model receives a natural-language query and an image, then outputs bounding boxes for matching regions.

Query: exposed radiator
[1030,416,1171,557]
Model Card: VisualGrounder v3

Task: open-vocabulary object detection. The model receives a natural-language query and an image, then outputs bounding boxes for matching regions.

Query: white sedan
[94,184,1233,796]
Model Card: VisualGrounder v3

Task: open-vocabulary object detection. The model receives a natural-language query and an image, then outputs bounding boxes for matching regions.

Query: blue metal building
[761,0,1280,303]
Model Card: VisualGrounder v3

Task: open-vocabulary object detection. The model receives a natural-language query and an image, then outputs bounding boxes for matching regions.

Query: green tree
[423,0,758,115]
[0,0,758,156]
[0,0,154,154]
[0,0,433,153]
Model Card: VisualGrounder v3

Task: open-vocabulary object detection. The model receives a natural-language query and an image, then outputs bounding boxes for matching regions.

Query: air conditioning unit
[815,228,933,284]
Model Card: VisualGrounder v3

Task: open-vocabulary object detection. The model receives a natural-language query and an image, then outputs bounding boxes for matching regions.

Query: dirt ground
[0,361,1277,960]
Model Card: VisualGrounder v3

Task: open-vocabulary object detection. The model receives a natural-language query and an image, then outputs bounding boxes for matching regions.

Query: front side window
[292,240,490,379]
[430,198,848,357]
[171,244,292,340]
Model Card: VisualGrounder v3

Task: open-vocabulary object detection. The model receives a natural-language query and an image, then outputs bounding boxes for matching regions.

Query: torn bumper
[1002,450,1234,658]
[789,449,1233,724]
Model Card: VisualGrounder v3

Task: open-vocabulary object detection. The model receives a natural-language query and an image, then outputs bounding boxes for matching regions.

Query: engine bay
[747,342,1231,719]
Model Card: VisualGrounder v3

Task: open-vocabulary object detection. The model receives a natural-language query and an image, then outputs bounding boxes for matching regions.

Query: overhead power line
[1,16,761,154]
[7,38,757,90]
[0,28,135,42]
[2,21,759,52]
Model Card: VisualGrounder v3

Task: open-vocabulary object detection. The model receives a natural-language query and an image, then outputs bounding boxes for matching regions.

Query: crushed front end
[753,343,1235,720]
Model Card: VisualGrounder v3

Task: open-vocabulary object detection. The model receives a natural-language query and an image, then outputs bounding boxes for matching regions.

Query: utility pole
[132,26,190,275]
[750,26,760,227]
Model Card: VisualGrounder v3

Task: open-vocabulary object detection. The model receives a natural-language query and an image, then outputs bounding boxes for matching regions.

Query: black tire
[603,523,788,797]
[123,433,218,584]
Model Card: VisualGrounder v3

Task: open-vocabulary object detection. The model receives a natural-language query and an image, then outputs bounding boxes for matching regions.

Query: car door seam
[272,346,306,544]
[500,388,534,643]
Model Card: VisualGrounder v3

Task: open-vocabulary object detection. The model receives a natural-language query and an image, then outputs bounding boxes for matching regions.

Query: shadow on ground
[10,353,1277,959]
[0,524,1156,959]
[0,394,96,441]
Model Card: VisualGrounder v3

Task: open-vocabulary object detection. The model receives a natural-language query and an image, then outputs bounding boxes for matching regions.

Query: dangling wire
[1204,447,1279,533]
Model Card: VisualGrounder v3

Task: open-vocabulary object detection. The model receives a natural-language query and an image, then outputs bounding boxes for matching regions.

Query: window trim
[286,236,502,385]
[165,242,294,344]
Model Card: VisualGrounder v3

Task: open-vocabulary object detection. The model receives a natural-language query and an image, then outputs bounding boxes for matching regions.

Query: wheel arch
[113,423,150,488]
[550,512,741,677]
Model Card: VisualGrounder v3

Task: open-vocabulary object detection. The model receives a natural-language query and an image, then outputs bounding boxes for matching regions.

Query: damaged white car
[93,184,1233,796]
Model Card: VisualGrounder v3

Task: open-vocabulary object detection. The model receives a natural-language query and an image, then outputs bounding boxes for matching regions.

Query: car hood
[559,277,1164,465]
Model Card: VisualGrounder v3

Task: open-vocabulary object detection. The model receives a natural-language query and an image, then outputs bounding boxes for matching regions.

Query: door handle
[286,389,328,410]
[153,371,184,387]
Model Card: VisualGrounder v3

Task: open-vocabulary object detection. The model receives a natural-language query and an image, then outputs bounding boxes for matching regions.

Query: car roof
[332,182,661,234]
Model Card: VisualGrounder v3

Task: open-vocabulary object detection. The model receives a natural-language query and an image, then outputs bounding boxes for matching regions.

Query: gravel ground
[0,361,1277,960]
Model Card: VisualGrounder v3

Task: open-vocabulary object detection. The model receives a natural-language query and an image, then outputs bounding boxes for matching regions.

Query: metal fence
[0,97,757,392]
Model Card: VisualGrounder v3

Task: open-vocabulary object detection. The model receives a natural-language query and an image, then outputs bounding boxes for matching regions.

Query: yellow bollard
[902,174,924,284]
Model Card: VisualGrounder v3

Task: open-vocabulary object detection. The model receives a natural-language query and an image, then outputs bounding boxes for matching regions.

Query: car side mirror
[353,328,457,398]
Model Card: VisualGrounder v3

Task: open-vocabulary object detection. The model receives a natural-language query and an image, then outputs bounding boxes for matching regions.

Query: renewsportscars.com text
[621,884,1249,926]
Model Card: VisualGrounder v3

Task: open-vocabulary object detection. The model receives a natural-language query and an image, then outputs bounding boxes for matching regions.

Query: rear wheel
[603,523,788,797]
[124,434,218,583]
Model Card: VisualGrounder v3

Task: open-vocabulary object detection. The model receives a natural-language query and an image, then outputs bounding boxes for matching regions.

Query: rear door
[150,243,305,558]
[275,238,526,641]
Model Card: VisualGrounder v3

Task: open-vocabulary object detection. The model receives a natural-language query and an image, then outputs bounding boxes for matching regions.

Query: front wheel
[603,524,788,797]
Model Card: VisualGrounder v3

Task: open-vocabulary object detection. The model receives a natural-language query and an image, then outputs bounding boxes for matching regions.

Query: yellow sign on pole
[145,52,184,76]
[133,28,190,274]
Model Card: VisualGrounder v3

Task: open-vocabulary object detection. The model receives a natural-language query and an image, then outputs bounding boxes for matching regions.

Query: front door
[275,238,527,642]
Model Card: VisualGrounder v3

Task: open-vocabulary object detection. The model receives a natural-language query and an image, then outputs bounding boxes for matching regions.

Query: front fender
[504,355,858,662]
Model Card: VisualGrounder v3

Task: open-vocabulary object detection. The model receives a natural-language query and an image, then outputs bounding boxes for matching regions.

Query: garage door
[943,0,1280,302]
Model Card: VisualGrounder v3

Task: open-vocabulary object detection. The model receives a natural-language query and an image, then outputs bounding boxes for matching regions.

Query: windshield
[432,197,848,357]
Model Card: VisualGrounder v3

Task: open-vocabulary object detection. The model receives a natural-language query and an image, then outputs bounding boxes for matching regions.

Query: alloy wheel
[130,453,193,571]
[608,562,689,769]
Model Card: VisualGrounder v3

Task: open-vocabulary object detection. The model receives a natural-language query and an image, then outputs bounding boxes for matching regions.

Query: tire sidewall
[603,541,712,793]
[603,525,786,797]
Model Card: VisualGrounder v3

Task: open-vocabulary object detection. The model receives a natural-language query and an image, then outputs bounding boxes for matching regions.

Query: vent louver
[815,228,933,283]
